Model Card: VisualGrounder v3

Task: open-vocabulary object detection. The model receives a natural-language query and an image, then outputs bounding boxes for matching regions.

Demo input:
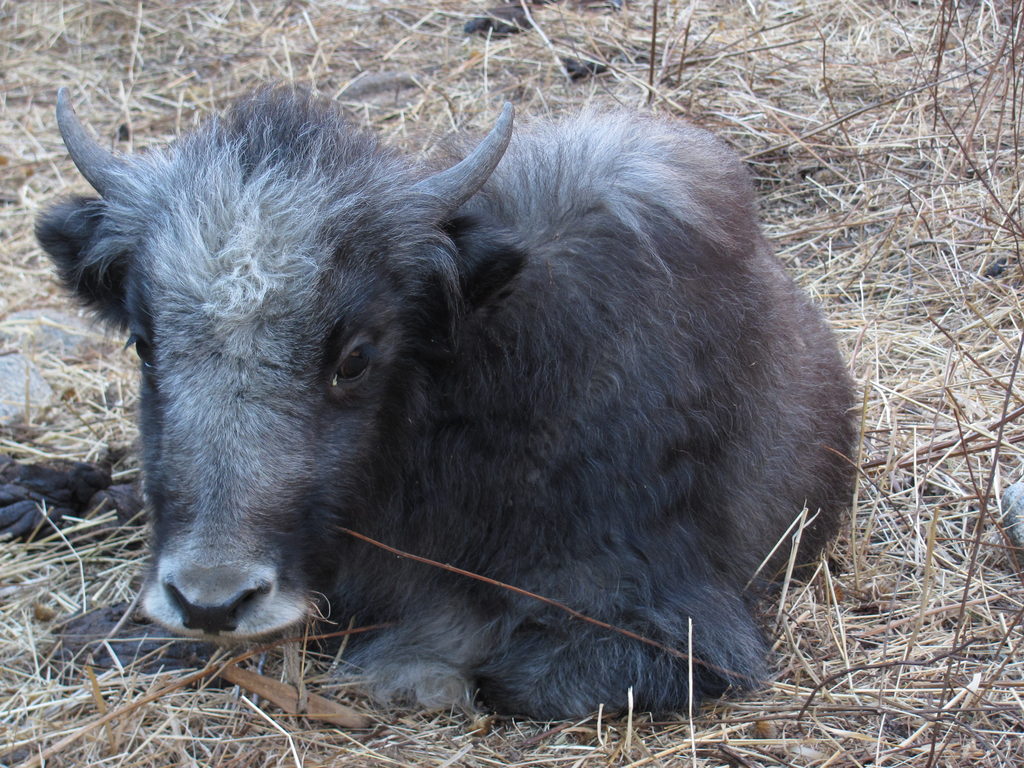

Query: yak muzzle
[142,557,308,639]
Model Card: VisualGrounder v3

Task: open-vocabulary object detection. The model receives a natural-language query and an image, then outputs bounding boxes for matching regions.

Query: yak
[37,87,855,720]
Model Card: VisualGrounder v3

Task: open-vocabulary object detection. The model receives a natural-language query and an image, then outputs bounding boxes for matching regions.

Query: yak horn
[414,102,514,215]
[56,88,129,196]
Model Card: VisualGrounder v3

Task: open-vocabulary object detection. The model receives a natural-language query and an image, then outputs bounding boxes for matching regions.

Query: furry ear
[409,214,525,367]
[35,196,131,329]
[445,213,526,310]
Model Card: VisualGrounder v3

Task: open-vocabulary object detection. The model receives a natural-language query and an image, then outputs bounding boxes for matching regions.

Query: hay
[2,0,1022,765]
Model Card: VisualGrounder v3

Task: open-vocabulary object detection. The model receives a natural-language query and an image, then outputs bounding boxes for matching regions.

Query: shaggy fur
[37,88,855,719]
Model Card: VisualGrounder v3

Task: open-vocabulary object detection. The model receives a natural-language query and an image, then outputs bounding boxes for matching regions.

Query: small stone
[999,479,1024,548]
[0,353,54,425]
[562,57,608,81]
[464,5,528,36]
[0,309,110,359]
[984,257,1008,278]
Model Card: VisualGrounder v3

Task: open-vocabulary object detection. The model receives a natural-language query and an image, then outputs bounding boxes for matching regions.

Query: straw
[2,1,1022,765]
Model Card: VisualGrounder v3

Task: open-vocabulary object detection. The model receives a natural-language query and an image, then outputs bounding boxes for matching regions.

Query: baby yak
[37,87,855,719]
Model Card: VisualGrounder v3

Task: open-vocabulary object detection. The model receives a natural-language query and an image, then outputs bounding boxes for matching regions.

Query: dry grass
[2,0,1023,766]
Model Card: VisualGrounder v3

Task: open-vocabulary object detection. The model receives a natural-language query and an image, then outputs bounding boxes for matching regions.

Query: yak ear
[445,213,526,310]
[35,196,131,329]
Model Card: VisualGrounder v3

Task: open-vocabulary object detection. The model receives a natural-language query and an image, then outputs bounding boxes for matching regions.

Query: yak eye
[126,334,154,367]
[331,345,370,387]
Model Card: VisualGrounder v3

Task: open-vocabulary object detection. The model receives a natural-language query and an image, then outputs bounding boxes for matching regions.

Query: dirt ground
[1,1,1022,766]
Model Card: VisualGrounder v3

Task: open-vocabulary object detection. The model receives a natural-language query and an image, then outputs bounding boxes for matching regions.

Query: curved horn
[56,88,129,196]
[413,102,514,215]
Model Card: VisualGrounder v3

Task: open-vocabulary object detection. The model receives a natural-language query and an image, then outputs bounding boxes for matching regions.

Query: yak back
[385,111,854,607]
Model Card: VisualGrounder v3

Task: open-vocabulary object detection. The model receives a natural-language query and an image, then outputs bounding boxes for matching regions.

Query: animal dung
[0,454,140,540]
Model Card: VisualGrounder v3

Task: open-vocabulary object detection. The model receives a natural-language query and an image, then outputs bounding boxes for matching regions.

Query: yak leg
[341,605,493,712]
[476,593,766,719]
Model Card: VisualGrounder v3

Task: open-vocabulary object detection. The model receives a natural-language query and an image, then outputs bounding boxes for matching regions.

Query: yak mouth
[153,619,309,646]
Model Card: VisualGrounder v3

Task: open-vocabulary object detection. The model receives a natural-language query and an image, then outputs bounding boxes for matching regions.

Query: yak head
[36,88,518,641]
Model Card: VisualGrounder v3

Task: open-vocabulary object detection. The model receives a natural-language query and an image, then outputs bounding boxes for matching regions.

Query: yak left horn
[56,88,130,197]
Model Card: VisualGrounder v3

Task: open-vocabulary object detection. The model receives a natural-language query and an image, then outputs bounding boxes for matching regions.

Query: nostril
[162,573,273,634]
[166,581,189,615]
[225,582,271,622]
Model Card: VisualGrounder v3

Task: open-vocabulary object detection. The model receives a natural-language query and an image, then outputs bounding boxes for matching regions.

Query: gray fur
[37,88,855,719]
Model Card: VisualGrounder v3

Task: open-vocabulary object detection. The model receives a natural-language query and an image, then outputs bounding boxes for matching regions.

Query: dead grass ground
[2,0,1023,766]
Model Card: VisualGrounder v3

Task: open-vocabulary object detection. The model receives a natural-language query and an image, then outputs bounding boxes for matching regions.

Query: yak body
[38,89,855,719]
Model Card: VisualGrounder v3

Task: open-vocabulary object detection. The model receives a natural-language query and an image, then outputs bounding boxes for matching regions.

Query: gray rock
[0,353,54,425]
[999,479,1024,548]
[0,309,110,359]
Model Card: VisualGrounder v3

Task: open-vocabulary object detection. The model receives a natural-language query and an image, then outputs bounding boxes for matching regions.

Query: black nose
[164,566,271,634]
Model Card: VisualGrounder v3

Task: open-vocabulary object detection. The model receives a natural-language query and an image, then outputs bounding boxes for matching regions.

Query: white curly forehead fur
[152,155,320,321]
[115,136,376,337]
[93,97,436,347]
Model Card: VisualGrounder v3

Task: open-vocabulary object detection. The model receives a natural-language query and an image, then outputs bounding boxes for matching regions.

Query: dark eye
[331,345,370,386]
[126,334,154,367]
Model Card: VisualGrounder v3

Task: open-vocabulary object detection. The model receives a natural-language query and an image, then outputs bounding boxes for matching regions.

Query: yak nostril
[225,582,270,621]
[164,573,272,634]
